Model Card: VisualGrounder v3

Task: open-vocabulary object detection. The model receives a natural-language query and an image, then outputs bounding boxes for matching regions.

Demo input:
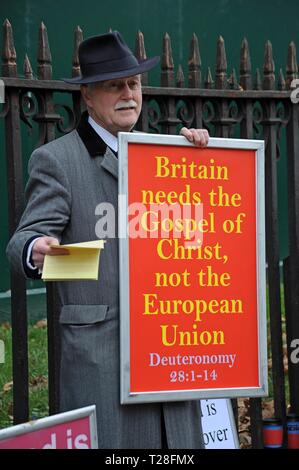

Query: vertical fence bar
[188,33,201,88]
[286,41,298,89]
[135,30,148,87]
[46,284,60,414]
[161,32,174,88]
[284,253,299,416]
[2,19,29,424]
[240,38,252,91]
[214,36,231,138]
[176,65,185,88]
[23,54,33,80]
[262,41,287,444]
[278,69,286,91]
[285,42,299,415]
[36,22,61,415]
[188,34,203,129]
[71,26,82,79]
[37,22,55,142]
[160,33,180,135]
[135,30,149,132]
[213,34,239,435]
[72,25,84,123]
[215,36,227,90]
[204,68,214,89]
[239,37,263,449]
[254,68,262,90]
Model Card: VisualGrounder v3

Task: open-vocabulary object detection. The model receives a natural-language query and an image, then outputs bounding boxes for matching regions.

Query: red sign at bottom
[0,405,98,449]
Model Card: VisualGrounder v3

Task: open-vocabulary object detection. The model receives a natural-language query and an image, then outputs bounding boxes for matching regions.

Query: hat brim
[63,56,160,84]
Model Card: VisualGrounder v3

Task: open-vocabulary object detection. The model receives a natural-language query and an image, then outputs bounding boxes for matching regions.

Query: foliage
[0,321,48,429]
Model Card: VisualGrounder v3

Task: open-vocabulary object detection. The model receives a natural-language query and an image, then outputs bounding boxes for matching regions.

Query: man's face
[81,75,142,136]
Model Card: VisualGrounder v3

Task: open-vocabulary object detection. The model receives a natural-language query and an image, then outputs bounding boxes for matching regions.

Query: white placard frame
[118,133,267,405]
[0,405,98,448]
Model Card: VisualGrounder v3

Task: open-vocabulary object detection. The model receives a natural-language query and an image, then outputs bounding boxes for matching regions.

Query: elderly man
[6,31,209,449]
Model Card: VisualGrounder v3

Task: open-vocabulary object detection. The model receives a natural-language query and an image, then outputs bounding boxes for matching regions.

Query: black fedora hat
[64,31,160,84]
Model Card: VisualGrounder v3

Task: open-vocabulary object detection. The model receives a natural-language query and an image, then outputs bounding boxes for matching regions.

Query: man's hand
[32,236,68,270]
[180,127,209,147]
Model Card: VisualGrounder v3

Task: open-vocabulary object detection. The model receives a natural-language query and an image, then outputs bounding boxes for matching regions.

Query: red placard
[119,135,267,402]
[0,406,97,449]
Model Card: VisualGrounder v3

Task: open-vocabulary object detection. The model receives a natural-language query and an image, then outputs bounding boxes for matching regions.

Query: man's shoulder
[28,130,85,174]
[30,129,85,168]
[36,129,80,154]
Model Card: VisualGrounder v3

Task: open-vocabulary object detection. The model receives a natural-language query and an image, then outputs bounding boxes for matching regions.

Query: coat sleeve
[6,146,72,278]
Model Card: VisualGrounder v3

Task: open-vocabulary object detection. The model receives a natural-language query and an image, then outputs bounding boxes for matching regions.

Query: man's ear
[80,85,91,106]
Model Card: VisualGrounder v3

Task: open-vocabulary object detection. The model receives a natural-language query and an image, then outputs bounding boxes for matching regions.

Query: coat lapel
[100,147,118,180]
[76,111,118,180]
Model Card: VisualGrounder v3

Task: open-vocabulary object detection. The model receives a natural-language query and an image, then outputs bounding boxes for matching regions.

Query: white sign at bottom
[201,399,239,449]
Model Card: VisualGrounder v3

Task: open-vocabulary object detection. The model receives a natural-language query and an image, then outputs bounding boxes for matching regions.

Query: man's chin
[117,120,138,133]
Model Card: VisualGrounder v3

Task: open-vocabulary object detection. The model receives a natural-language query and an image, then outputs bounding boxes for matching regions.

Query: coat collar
[77,110,118,179]
[77,110,108,157]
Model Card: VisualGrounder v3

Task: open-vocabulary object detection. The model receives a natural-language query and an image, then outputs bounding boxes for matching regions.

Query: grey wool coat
[6,113,204,449]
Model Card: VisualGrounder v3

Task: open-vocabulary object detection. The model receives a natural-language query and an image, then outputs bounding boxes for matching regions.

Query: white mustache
[114,100,138,111]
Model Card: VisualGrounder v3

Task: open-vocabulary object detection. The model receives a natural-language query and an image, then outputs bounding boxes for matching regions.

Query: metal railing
[1,19,299,448]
